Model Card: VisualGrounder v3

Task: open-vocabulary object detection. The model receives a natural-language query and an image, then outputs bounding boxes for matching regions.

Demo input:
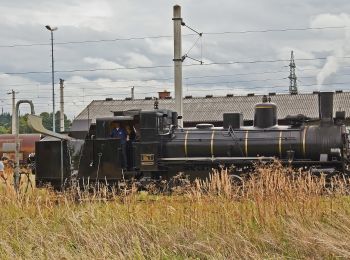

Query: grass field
[1,163,350,259]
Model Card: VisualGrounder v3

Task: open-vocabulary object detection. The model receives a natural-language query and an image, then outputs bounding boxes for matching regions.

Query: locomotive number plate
[141,154,155,166]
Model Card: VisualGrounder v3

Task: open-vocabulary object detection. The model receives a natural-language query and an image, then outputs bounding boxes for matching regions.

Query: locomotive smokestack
[318,92,334,125]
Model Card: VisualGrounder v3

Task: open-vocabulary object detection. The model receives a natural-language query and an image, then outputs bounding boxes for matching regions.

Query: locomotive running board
[160,157,275,162]
[27,114,73,141]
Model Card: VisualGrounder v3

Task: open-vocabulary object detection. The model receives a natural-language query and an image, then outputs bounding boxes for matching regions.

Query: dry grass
[1,162,350,259]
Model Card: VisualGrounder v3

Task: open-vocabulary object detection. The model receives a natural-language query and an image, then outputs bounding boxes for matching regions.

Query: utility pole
[289,50,298,95]
[7,90,18,134]
[45,25,58,132]
[59,79,65,132]
[131,86,135,100]
[173,5,183,127]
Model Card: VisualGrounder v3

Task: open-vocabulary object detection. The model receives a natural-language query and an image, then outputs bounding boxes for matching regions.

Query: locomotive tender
[34,92,349,188]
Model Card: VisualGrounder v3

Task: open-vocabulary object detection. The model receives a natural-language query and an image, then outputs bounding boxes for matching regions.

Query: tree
[0,112,72,134]
[0,113,11,133]
[39,111,71,132]
[40,112,51,130]
[19,114,34,134]
[0,126,9,134]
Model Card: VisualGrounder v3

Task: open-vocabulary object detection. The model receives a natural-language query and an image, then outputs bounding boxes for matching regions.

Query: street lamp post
[45,25,58,132]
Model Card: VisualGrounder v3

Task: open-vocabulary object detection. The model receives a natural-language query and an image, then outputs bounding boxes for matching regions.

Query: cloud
[125,52,153,67]
[276,47,315,60]
[316,56,340,86]
[310,13,349,27]
[310,13,350,86]
[2,1,350,118]
[0,1,113,31]
[84,57,124,69]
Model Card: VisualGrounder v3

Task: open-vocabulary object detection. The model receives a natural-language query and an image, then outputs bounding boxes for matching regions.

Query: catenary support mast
[173,5,183,127]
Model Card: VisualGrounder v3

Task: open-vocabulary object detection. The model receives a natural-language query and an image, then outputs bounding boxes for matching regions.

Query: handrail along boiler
[34,92,350,188]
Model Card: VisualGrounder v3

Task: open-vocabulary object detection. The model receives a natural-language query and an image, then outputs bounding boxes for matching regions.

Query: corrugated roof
[74,92,350,123]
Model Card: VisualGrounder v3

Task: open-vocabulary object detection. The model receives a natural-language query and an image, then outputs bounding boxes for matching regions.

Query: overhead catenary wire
[187,81,350,92]
[2,64,345,90]
[203,26,348,35]
[1,72,326,95]
[0,71,350,101]
[2,56,350,76]
[0,25,346,48]
[4,79,350,102]
[2,83,350,110]
[6,77,288,95]
[4,71,350,98]
[0,68,296,87]
[6,60,350,87]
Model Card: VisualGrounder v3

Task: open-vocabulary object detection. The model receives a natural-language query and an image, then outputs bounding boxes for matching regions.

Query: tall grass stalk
[0,163,350,259]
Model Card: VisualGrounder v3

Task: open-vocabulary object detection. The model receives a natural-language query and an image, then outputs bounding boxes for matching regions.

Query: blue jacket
[111,128,127,144]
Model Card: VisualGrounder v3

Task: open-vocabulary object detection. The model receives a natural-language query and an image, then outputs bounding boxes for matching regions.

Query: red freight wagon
[0,134,41,164]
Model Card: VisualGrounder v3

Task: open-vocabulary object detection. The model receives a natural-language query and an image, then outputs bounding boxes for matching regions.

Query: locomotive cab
[76,109,176,182]
[77,115,139,181]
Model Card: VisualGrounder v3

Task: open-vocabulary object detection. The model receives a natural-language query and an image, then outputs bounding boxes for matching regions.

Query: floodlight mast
[45,25,58,132]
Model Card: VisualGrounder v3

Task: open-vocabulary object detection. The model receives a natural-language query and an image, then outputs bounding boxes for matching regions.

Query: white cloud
[310,13,350,85]
[310,13,350,27]
[84,57,124,69]
[125,52,153,67]
[277,47,315,60]
[2,1,350,118]
[145,38,173,56]
[0,1,113,31]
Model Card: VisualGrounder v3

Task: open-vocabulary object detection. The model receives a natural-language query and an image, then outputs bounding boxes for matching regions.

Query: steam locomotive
[34,92,349,188]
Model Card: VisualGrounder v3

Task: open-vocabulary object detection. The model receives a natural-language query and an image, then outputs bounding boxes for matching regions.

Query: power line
[4,72,350,98]
[62,75,287,89]
[0,68,291,87]
[0,35,175,48]
[1,74,299,95]
[203,26,347,35]
[187,81,350,92]
[0,25,346,48]
[5,63,350,88]
[197,56,331,67]
[2,85,350,109]
[0,64,174,75]
[3,70,350,99]
[185,77,287,86]
[2,56,350,76]
[4,79,350,101]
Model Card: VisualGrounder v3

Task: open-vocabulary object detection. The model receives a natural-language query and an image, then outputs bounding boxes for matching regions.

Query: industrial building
[71,90,350,134]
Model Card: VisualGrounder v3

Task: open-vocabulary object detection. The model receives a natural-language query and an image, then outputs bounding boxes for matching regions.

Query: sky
[0,0,350,119]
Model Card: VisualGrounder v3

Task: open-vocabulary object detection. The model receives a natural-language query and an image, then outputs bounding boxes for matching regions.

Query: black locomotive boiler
[34,92,349,188]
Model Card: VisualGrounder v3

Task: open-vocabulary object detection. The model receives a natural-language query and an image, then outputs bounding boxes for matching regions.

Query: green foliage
[19,114,34,133]
[0,126,9,134]
[40,111,71,132]
[0,112,71,134]
[0,113,11,133]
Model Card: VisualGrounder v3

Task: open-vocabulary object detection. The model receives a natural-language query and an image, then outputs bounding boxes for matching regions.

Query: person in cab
[110,122,127,169]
